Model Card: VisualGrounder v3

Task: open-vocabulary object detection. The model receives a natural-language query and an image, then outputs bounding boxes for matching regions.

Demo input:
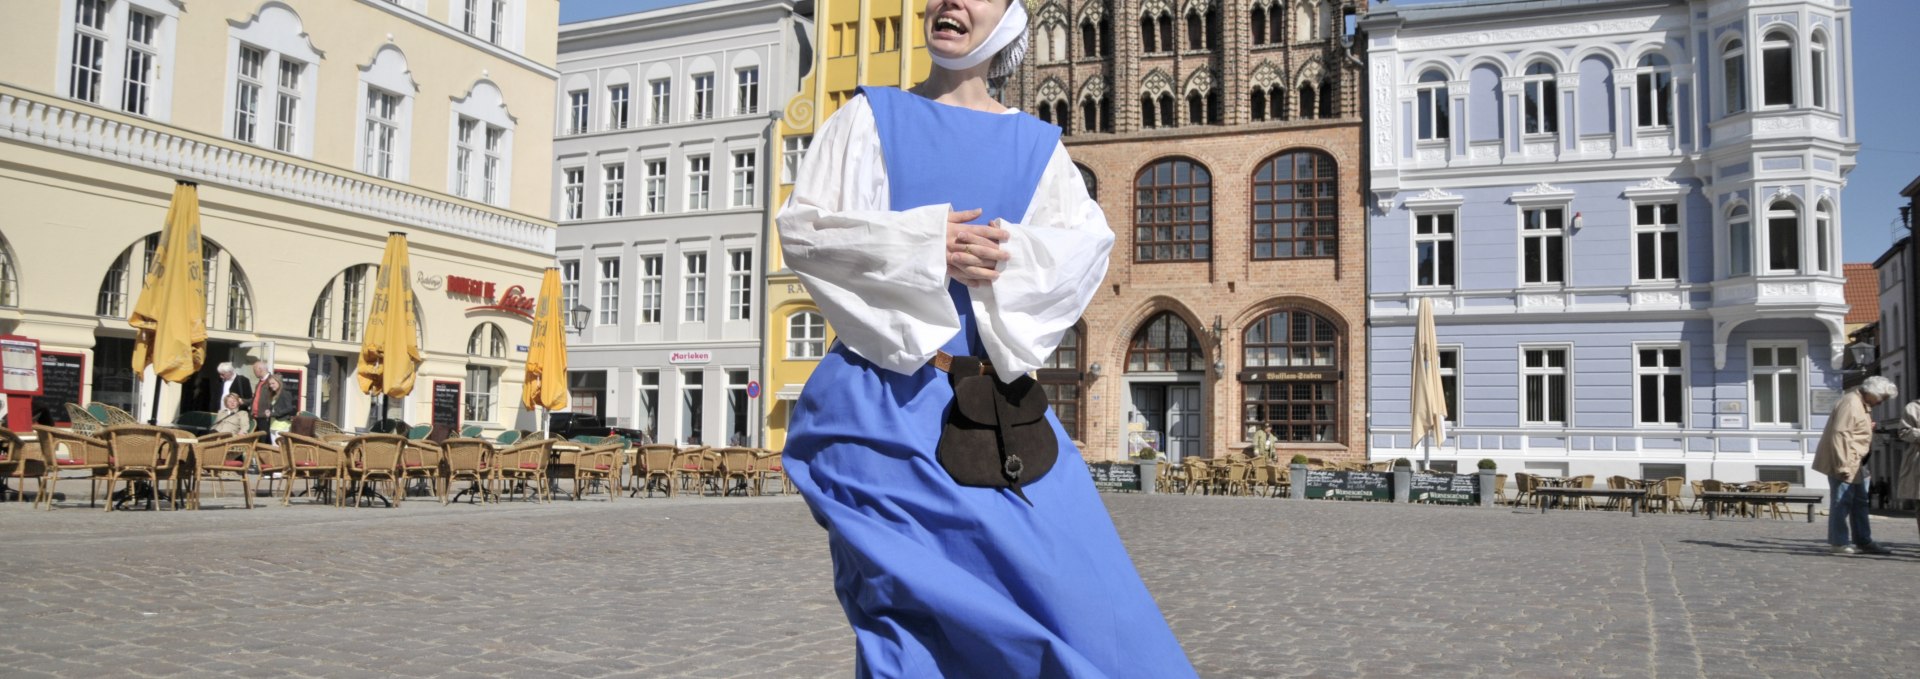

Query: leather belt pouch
[935,355,1057,504]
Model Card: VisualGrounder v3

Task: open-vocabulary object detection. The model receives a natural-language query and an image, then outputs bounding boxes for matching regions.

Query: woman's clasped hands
[945,207,1011,287]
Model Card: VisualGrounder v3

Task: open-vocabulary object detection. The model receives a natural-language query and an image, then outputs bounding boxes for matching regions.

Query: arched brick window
[1251,150,1338,259]
[1241,308,1341,442]
[1133,158,1212,262]
[1127,312,1206,372]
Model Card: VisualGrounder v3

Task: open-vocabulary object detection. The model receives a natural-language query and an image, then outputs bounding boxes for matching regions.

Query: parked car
[546,412,650,443]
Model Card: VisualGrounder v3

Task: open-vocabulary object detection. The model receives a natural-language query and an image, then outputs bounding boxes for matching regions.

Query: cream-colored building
[0,0,559,433]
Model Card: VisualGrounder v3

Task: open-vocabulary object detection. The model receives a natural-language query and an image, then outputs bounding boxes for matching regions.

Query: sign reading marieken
[1087,462,1144,492]
[1408,472,1479,505]
[1304,469,1393,501]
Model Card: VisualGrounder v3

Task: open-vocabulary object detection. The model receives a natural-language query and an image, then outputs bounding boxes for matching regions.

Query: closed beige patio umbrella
[1410,297,1449,470]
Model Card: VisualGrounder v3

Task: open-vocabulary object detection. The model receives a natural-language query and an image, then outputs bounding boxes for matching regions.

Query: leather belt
[931,351,992,376]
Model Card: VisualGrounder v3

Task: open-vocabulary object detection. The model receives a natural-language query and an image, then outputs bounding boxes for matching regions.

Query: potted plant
[1133,448,1160,494]
[1288,454,1310,500]
[1476,459,1499,507]
[1476,458,1497,471]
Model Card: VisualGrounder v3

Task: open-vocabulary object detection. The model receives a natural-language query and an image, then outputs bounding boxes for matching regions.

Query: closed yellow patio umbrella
[357,232,423,417]
[1410,297,1449,470]
[522,266,568,433]
[128,181,208,423]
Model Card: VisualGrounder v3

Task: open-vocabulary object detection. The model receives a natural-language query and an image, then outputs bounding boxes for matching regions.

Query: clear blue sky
[560,0,1920,263]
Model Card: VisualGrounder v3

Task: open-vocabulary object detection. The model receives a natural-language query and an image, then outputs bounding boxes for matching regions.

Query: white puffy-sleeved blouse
[776,95,1113,384]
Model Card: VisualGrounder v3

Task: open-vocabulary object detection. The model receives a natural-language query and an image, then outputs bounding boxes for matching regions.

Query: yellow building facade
[0,0,559,433]
[762,0,932,449]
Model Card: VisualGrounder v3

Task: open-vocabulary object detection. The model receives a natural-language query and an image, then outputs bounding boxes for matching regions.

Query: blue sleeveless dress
[784,87,1196,679]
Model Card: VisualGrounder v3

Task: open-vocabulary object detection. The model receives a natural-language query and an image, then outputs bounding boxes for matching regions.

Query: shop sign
[1408,473,1478,505]
[668,350,713,364]
[1304,470,1392,501]
[1088,462,1145,492]
[1237,368,1339,383]
[447,274,535,320]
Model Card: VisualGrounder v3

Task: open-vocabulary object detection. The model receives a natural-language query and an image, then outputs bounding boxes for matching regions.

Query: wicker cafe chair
[401,439,447,502]
[669,447,713,495]
[0,429,52,508]
[571,442,622,501]
[99,425,183,512]
[1511,473,1536,508]
[754,449,790,496]
[1178,458,1207,495]
[632,444,676,497]
[64,403,106,437]
[91,402,141,427]
[280,433,346,507]
[493,438,553,502]
[190,432,265,509]
[717,447,758,496]
[344,434,408,508]
[35,426,112,509]
[459,425,484,438]
[254,436,291,499]
[1247,462,1276,498]
[310,419,344,439]
[440,438,496,504]
[1219,460,1252,497]
[1643,476,1682,514]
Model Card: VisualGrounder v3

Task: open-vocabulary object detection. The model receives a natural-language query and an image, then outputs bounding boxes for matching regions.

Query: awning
[775,383,804,401]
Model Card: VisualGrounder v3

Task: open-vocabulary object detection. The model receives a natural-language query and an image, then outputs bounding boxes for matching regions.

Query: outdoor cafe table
[1700,490,1823,522]
[1535,487,1649,516]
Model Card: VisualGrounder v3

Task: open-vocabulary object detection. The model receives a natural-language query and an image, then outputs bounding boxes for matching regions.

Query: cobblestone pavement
[1,490,1916,678]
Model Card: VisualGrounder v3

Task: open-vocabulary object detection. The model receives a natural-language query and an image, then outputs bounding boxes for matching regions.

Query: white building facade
[1363,0,1856,485]
[551,0,810,446]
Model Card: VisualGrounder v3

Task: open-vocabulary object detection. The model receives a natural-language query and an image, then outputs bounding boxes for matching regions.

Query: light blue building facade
[1362,0,1856,483]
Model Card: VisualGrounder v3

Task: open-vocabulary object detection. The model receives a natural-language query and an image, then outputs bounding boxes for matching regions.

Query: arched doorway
[1124,311,1208,461]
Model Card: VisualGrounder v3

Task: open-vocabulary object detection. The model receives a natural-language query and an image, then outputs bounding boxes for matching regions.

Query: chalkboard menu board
[1088,462,1144,492]
[274,369,304,411]
[31,352,86,424]
[1408,473,1479,505]
[1304,470,1393,501]
[431,380,461,431]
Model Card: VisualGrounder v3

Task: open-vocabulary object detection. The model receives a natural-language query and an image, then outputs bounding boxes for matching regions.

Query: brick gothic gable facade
[1002,0,1370,463]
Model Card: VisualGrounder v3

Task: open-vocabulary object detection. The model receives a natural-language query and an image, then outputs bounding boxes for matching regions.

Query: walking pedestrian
[1813,375,1897,555]
[1896,397,1920,545]
[774,0,1195,675]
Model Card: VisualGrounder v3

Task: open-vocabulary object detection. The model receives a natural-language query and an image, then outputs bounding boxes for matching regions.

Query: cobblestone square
[1,493,1916,678]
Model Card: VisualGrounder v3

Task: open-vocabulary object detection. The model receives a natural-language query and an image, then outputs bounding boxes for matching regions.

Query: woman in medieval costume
[775,0,1197,676]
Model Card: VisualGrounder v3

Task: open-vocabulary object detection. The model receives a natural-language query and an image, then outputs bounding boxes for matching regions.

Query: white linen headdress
[928,0,1029,79]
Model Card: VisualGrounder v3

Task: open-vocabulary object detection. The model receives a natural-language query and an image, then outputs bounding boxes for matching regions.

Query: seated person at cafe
[212,392,253,435]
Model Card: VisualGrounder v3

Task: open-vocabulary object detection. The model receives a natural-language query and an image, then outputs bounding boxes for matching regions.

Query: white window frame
[731,151,757,208]
[1414,70,1449,142]
[453,116,478,198]
[608,83,630,130]
[691,72,715,120]
[639,254,663,324]
[59,0,180,121]
[355,46,417,181]
[1412,211,1456,289]
[1632,201,1682,283]
[1437,344,1461,426]
[596,256,621,326]
[1520,62,1558,136]
[561,168,585,221]
[557,259,581,330]
[1728,203,1754,277]
[1519,345,1571,427]
[787,311,826,360]
[233,45,266,144]
[1759,28,1796,109]
[679,369,704,445]
[735,67,760,115]
[1749,342,1805,428]
[223,3,320,156]
[1634,53,1674,129]
[1813,200,1834,275]
[1810,30,1830,110]
[782,135,811,185]
[727,249,753,321]
[602,162,626,218]
[121,8,159,117]
[1518,205,1567,287]
[687,155,712,211]
[1633,343,1687,428]
[1722,36,1748,116]
[683,252,708,323]
[1763,199,1801,275]
[643,159,668,214]
[567,89,589,134]
[636,370,660,441]
[648,78,672,125]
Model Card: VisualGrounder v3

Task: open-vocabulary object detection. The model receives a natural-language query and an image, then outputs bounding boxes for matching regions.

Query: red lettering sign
[465,284,535,320]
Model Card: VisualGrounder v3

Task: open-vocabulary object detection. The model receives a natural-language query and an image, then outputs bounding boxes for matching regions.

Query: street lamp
[567,304,590,334]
